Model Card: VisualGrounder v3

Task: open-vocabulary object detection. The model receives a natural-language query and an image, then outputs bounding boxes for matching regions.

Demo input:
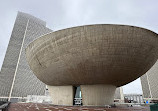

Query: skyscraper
[0,12,52,101]
[140,61,158,101]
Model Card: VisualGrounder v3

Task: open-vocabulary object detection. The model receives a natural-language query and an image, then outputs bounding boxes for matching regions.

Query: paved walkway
[8,103,150,111]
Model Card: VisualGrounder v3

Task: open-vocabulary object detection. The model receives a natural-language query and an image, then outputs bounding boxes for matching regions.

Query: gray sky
[0,0,158,94]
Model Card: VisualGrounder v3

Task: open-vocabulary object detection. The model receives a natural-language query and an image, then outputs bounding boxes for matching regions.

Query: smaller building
[124,94,143,103]
[26,95,52,103]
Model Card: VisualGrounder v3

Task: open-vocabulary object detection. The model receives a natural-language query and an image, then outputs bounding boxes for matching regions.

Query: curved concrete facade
[26,24,158,105]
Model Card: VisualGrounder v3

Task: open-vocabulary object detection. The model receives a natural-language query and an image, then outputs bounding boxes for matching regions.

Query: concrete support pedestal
[47,85,74,105]
[80,84,116,106]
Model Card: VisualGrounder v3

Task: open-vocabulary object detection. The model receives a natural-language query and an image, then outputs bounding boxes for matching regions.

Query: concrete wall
[48,85,74,105]
[80,85,116,105]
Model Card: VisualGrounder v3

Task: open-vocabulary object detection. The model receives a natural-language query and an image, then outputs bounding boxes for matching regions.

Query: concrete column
[80,84,116,106]
[47,85,74,105]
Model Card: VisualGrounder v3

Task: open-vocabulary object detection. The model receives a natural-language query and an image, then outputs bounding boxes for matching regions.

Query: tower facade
[140,61,158,101]
[114,87,124,102]
[0,12,52,101]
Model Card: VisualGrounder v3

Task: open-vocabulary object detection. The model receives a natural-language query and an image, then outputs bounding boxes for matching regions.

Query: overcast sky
[0,0,158,94]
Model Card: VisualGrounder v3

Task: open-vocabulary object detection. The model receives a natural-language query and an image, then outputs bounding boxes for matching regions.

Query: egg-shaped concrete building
[26,24,158,106]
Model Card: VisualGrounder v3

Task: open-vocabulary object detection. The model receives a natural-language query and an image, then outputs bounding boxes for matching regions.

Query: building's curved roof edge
[25,24,158,53]
[33,24,158,40]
